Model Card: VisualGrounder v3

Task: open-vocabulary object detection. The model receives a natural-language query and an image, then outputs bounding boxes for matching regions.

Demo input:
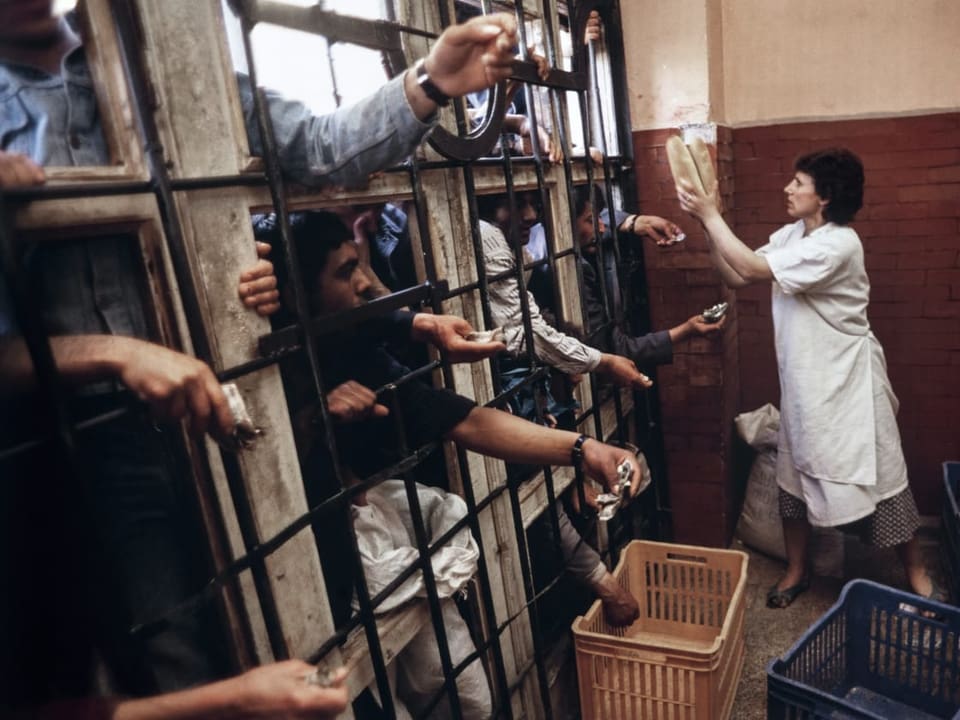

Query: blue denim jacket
[0,39,435,339]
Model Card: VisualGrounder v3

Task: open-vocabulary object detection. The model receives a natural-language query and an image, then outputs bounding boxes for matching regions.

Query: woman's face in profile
[783,171,825,220]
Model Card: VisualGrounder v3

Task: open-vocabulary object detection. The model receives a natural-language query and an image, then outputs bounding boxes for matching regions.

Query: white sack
[735,405,844,578]
[352,480,480,613]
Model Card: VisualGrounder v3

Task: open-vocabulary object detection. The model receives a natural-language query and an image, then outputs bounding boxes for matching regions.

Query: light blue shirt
[0,37,435,339]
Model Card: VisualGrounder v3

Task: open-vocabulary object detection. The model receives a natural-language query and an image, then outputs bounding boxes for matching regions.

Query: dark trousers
[1,399,227,708]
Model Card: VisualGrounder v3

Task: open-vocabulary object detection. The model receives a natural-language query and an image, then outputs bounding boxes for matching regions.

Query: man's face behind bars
[313,242,372,316]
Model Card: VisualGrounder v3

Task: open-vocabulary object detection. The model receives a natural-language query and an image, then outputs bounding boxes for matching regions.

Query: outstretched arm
[410,312,506,363]
[0,335,234,440]
[446,406,642,495]
[610,327,673,367]
[668,313,726,344]
[243,13,518,188]
[23,660,349,720]
[676,180,772,287]
[618,213,684,246]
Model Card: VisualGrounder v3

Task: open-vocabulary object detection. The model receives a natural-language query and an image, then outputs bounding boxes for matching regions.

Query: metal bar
[0,406,128,462]
[0,174,267,202]
[585,34,627,445]
[509,61,586,92]
[512,1,579,705]
[110,0,274,663]
[242,0,431,48]
[547,11,597,519]
[234,5,396,704]
[0,180,151,200]
[257,281,442,359]
[407,152,515,718]
[388,390,465,718]
[0,209,86,508]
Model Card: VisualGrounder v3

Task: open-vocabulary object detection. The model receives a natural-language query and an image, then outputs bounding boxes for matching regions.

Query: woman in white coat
[676,147,942,608]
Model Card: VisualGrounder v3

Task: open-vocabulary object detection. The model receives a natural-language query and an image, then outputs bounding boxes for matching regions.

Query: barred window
[0,1,663,716]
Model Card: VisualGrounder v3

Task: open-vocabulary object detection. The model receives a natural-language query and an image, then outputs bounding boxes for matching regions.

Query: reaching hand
[593,572,640,627]
[231,660,349,719]
[424,12,518,98]
[520,117,562,164]
[326,380,389,423]
[411,313,506,363]
[238,242,281,317]
[530,49,550,82]
[0,150,45,188]
[596,353,652,391]
[677,178,721,222]
[115,338,233,441]
[579,437,643,498]
[584,10,602,45]
[631,215,684,245]
[686,313,727,338]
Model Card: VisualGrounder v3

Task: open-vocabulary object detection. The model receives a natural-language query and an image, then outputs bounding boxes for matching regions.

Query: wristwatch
[571,433,590,469]
[414,58,451,107]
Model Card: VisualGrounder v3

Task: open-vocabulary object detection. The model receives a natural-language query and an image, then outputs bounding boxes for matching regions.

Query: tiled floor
[729,528,948,719]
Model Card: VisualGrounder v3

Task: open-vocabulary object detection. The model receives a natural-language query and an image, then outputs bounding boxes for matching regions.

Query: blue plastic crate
[767,579,960,719]
[943,461,960,602]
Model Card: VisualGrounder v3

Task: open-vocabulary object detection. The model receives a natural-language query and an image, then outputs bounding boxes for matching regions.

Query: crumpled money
[466,327,505,344]
[303,666,335,687]
[597,459,633,522]
[222,382,262,449]
[701,301,728,323]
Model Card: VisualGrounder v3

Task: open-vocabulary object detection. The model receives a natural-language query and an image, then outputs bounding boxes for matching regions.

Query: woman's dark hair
[794,148,864,225]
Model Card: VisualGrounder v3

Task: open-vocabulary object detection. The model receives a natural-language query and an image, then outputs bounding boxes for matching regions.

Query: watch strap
[414,59,451,107]
[571,433,590,469]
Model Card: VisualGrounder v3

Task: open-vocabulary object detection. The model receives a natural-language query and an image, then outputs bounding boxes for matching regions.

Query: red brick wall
[633,112,960,536]
[633,128,740,547]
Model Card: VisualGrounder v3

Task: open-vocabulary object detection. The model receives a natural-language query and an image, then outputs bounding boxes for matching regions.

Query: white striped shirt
[480,220,602,374]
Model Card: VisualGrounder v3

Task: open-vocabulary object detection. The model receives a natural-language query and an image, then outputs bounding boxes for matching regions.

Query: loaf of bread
[665,135,705,195]
[688,137,715,192]
[688,137,722,211]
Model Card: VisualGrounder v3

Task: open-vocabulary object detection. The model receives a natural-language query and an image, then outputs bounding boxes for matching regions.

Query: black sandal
[767,577,810,609]
[900,577,950,620]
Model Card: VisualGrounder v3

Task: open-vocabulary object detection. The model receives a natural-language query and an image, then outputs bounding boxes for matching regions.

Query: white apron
[758,221,908,526]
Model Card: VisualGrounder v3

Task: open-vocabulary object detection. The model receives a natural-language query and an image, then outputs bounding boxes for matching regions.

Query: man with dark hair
[476,191,653,391]
[571,183,725,367]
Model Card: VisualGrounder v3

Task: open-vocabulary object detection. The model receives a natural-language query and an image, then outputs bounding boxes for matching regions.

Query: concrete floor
[728,527,948,719]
